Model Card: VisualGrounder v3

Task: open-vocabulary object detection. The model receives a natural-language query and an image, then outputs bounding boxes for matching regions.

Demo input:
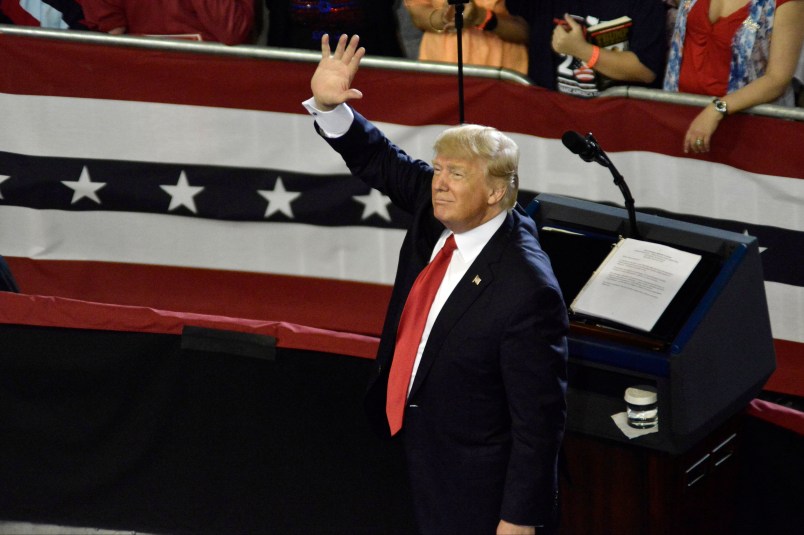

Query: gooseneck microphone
[561,131,641,239]
[561,130,607,166]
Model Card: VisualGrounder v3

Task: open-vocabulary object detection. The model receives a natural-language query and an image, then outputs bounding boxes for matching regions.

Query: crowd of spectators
[1,0,803,121]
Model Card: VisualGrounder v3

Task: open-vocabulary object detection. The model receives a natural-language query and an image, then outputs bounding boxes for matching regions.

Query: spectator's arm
[486,9,529,45]
[192,0,256,45]
[717,1,804,114]
[593,46,656,83]
[405,1,447,31]
[552,14,655,84]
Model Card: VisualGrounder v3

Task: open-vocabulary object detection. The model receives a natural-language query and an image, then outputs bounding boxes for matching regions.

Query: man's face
[431,153,502,233]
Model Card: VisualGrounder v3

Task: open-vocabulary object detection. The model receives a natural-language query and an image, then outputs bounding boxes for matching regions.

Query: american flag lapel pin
[472,275,481,286]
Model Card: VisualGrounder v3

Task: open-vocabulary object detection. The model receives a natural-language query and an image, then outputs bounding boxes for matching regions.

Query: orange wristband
[476,9,493,30]
[586,45,601,68]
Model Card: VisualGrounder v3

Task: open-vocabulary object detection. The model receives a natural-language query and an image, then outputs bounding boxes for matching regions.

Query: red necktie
[386,234,457,436]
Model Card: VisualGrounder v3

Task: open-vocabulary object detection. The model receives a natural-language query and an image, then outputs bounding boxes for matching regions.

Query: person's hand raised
[311,34,366,111]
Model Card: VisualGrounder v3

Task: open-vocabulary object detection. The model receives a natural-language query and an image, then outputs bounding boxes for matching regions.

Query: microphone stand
[448,0,470,124]
[586,133,641,239]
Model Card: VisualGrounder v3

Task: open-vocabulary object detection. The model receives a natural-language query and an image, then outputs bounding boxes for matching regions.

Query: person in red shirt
[665,0,804,154]
[81,0,256,45]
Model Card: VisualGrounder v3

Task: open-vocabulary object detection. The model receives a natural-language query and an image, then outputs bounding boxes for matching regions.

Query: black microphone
[560,130,641,239]
[561,130,606,166]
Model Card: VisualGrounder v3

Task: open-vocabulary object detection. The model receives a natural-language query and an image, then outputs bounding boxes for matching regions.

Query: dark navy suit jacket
[319,111,568,534]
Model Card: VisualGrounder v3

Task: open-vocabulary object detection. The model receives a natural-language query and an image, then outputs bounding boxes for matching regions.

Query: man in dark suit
[304,34,568,535]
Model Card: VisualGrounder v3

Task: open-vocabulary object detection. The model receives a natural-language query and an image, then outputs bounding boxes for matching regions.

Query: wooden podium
[559,414,742,535]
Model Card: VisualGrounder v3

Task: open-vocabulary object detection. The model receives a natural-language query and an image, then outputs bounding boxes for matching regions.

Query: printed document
[570,238,701,331]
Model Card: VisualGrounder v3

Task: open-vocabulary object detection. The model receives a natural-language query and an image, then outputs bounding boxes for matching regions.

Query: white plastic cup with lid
[625,385,658,429]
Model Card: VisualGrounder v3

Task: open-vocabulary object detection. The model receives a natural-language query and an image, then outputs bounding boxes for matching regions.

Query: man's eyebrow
[437,161,464,169]
[433,159,467,172]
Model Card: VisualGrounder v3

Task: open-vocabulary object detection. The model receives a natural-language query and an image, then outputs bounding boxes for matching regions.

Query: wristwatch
[712,98,728,116]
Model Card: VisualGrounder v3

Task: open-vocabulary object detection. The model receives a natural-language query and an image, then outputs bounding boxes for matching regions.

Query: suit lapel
[408,214,513,399]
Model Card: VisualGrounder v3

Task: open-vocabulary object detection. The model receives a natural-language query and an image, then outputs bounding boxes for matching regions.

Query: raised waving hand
[311,34,366,111]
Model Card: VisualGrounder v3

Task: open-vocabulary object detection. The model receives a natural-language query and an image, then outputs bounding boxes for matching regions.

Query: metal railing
[2,24,802,122]
[600,85,804,121]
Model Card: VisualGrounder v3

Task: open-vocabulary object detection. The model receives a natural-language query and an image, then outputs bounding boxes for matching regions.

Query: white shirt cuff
[301,97,354,138]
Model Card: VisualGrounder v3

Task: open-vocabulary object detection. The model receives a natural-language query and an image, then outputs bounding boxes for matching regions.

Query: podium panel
[528,194,776,454]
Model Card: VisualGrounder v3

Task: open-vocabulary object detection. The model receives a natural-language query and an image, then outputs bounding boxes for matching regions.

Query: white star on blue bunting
[61,166,106,204]
[259,177,301,219]
[354,188,392,222]
[161,171,204,214]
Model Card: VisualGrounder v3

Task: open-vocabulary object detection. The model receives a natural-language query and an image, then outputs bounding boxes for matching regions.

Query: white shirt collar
[435,209,507,264]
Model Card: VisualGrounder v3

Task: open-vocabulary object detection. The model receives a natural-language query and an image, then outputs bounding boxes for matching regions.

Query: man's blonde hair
[433,124,519,210]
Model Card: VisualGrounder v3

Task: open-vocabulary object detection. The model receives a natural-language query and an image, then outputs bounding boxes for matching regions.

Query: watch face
[715,100,727,114]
